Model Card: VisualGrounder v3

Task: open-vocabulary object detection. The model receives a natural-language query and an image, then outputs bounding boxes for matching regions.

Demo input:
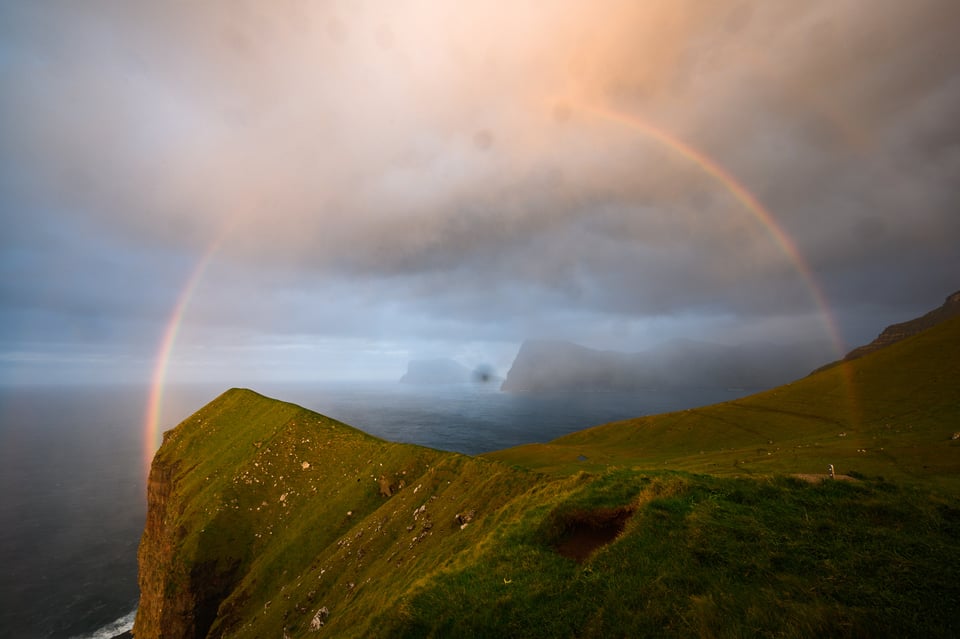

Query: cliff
[133,389,537,638]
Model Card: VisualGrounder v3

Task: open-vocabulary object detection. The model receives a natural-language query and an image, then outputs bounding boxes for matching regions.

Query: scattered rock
[951,432,960,440]
[456,509,476,529]
[310,606,329,631]
[378,475,395,497]
[302,461,311,470]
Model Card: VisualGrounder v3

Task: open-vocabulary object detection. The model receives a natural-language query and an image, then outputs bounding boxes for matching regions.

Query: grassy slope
[144,388,543,638]
[378,472,959,638]
[485,315,960,491]
[141,317,960,638]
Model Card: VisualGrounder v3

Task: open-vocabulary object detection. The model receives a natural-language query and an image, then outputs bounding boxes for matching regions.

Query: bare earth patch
[793,474,857,483]
[554,508,634,563]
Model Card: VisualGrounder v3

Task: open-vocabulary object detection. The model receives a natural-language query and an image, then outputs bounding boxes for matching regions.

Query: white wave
[69,608,136,639]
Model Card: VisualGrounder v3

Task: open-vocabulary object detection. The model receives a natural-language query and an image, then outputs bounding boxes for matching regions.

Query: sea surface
[0,381,752,638]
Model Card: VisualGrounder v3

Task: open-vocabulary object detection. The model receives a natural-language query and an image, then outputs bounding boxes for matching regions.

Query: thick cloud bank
[2,1,959,382]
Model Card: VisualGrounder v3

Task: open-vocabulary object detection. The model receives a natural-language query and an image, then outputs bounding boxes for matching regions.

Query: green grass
[484,316,960,492]
[135,317,960,638]
[374,472,960,638]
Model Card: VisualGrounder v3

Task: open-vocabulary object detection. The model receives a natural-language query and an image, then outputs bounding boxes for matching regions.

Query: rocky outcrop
[843,290,960,362]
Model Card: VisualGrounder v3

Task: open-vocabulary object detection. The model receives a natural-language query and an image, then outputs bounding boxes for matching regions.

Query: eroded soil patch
[793,473,857,483]
[554,508,633,563]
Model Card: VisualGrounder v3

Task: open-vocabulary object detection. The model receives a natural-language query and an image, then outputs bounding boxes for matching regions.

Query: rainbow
[142,239,222,474]
[578,103,846,354]
[141,106,860,475]
[576,103,859,422]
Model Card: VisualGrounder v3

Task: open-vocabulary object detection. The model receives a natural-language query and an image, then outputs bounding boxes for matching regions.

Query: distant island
[399,359,502,385]
[399,358,472,384]
[501,338,833,392]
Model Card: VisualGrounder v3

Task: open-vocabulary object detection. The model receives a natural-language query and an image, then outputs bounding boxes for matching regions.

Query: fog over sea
[0,381,751,638]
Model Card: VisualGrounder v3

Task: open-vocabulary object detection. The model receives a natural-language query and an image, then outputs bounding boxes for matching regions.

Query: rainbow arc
[142,105,860,475]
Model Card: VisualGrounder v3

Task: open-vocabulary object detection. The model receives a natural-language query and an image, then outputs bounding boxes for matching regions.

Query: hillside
[488,316,960,490]
[501,338,832,392]
[135,318,960,638]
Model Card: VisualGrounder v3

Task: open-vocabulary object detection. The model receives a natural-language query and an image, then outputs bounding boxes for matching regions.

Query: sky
[1,0,959,386]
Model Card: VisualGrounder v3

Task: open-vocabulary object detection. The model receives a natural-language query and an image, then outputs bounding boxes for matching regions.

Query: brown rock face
[134,458,182,637]
[134,456,242,639]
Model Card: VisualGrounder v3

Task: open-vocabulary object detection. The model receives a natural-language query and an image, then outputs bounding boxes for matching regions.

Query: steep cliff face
[135,457,213,639]
[134,459,175,637]
[135,449,245,638]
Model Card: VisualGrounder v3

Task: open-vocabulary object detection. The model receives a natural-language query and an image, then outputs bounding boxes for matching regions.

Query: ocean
[0,381,750,638]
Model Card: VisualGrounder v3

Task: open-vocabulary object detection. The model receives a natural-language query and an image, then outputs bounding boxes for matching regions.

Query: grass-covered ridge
[486,315,960,491]
[135,316,960,638]
[377,471,959,638]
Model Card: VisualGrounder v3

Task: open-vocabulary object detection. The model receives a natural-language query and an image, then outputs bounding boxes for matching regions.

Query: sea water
[0,382,750,638]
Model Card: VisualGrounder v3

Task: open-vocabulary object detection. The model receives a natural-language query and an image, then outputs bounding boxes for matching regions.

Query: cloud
[2,0,959,381]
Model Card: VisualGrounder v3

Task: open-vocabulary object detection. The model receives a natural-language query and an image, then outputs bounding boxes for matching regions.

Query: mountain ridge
[809,289,960,375]
[844,289,960,361]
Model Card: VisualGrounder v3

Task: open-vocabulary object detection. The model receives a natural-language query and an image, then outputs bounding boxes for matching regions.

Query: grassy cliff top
[135,316,960,638]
